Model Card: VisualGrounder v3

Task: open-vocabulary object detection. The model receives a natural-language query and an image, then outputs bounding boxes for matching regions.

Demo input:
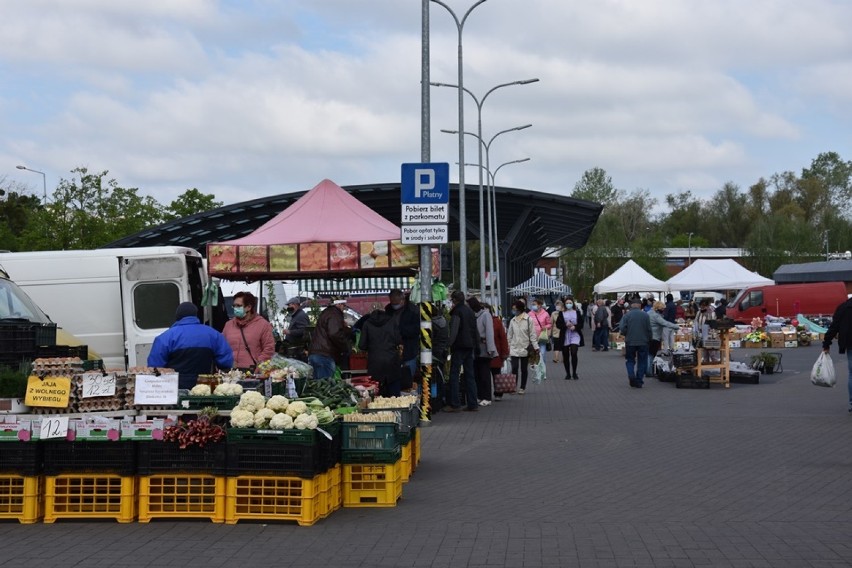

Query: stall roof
[510,272,572,295]
[594,259,666,294]
[666,259,774,291]
[774,260,852,283]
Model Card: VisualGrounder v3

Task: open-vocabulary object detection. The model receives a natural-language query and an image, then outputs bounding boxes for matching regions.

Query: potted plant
[750,352,779,374]
[0,364,31,414]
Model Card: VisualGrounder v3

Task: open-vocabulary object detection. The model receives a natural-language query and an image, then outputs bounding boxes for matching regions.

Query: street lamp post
[687,232,694,266]
[442,124,531,303]
[431,78,539,295]
[430,0,488,294]
[16,165,47,202]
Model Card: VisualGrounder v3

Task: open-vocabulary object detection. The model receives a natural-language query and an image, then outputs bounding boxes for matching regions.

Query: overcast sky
[3,0,851,209]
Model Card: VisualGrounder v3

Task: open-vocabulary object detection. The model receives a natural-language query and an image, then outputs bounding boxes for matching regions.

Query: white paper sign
[135,373,179,405]
[41,416,69,440]
[81,372,117,398]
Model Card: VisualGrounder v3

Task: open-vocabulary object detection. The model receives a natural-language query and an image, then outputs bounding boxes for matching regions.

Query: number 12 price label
[41,416,70,440]
[82,372,117,398]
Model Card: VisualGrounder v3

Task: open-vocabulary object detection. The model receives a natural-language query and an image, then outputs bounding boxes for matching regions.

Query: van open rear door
[119,254,192,367]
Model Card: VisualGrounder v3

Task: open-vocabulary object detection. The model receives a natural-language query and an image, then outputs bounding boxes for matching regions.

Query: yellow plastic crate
[138,475,225,523]
[343,461,402,508]
[400,440,412,483]
[413,429,421,470]
[329,465,342,514]
[0,475,41,524]
[44,474,135,523]
[225,475,322,526]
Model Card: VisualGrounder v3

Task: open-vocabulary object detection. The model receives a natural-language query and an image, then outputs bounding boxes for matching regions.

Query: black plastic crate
[225,441,323,478]
[34,324,57,347]
[730,370,760,385]
[341,446,401,464]
[35,344,88,359]
[137,441,227,475]
[0,442,43,476]
[42,440,136,475]
[675,373,710,389]
[672,351,698,368]
[317,421,341,470]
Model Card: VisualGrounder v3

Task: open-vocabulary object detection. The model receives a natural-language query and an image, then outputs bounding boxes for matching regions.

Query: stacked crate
[341,420,402,508]
[0,441,42,523]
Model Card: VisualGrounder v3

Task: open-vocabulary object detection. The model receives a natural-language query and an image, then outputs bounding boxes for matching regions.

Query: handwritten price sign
[40,416,70,440]
[81,372,117,398]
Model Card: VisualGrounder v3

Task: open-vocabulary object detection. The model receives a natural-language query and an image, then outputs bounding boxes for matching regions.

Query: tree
[0,177,42,251]
[165,188,223,220]
[571,167,618,205]
[801,151,852,215]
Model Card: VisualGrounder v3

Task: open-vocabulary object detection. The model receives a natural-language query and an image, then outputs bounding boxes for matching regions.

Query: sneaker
[443,406,460,413]
[477,399,483,406]
[479,400,492,407]
[493,396,503,401]
[463,406,479,412]
[518,388,525,395]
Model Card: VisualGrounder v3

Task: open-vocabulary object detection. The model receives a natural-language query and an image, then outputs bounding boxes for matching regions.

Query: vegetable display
[342,411,399,423]
[163,416,226,448]
[227,393,336,430]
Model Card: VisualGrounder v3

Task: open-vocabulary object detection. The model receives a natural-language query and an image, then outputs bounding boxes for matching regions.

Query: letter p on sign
[414,169,434,198]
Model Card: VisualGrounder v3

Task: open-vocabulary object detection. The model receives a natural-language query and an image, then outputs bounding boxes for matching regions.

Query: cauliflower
[253,408,276,428]
[214,383,243,396]
[238,391,266,413]
[229,409,255,428]
[293,412,318,430]
[269,413,294,430]
[285,400,308,418]
[266,395,290,413]
[189,384,211,396]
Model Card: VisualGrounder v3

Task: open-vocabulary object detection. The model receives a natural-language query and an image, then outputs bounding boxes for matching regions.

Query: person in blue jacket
[148,302,234,389]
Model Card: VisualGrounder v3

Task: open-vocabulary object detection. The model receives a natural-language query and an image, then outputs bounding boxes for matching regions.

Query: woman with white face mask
[222,291,276,372]
[554,295,582,380]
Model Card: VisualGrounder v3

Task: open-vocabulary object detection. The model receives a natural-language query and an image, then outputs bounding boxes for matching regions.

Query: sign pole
[419,0,433,425]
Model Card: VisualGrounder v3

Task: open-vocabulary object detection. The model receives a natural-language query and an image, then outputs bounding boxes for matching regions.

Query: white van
[0,247,226,370]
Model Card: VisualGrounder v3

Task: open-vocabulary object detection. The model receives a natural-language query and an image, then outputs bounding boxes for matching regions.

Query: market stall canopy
[206,179,419,280]
[774,259,852,284]
[510,272,572,295]
[593,259,667,294]
[665,259,773,291]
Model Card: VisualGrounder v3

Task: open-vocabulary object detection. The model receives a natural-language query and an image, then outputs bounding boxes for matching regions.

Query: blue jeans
[847,351,852,410]
[593,325,610,350]
[308,354,336,380]
[449,348,476,409]
[625,344,649,384]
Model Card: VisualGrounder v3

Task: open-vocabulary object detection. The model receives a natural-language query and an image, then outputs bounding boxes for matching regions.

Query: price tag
[81,372,116,398]
[41,416,69,440]
[264,379,272,398]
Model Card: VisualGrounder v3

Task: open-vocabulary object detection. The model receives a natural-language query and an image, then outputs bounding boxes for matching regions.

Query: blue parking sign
[401,163,449,204]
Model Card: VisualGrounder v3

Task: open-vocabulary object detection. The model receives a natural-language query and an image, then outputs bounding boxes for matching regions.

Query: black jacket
[285,308,310,344]
[358,310,402,383]
[823,298,852,354]
[449,302,478,351]
[386,302,420,361]
[309,306,349,362]
[431,314,449,363]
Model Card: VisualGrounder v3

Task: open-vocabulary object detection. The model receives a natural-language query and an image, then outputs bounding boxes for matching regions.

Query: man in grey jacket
[619,298,652,388]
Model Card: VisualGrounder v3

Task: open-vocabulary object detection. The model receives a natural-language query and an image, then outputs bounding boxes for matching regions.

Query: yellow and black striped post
[419,300,433,422]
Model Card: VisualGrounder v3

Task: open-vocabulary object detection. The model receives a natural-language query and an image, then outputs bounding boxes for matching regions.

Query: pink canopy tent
[207,179,420,280]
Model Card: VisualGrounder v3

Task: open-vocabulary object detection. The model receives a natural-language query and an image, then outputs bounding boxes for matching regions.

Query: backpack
[594,306,609,324]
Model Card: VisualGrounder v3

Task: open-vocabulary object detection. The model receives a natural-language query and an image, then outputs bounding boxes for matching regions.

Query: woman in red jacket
[488,304,511,400]
[222,291,276,371]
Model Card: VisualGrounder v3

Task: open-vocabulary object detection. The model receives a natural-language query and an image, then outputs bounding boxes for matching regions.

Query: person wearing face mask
[649,300,681,375]
[555,296,582,380]
[280,297,311,349]
[506,299,539,394]
[222,291,275,372]
[550,300,564,364]
[530,299,552,356]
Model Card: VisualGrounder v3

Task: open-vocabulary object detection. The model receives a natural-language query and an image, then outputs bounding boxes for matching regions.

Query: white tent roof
[593,260,667,294]
[510,272,572,295]
[665,259,774,291]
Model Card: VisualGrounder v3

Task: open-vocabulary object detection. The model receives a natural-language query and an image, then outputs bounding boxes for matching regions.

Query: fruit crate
[43,474,136,523]
[672,351,698,368]
[138,474,225,523]
[0,441,43,476]
[43,440,136,475]
[341,422,399,451]
[224,475,323,526]
[342,462,402,508]
[675,372,710,390]
[137,441,227,475]
[177,395,240,411]
[225,441,323,478]
[362,403,420,433]
[0,475,41,523]
[341,446,401,464]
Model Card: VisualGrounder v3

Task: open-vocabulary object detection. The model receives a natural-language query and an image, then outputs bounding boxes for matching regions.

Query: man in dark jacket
[446,290,479,412]
[822,297,852,412]
[309,300,350,380]
[281,297,310,345]
[386,289,420,389]
[359,308,402,396]
[662,293,678,350]
[148,302,234,390]
[620,298,652,388]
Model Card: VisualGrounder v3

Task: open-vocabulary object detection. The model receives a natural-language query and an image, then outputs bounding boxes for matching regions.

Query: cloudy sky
[3,0,851,209]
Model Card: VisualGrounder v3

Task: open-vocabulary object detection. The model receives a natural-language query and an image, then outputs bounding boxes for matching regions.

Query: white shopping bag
[810,352,836,388]
[530,361,547,384]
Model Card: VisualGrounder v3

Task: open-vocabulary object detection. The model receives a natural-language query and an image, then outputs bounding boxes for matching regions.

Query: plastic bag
[501,358,512,375]
[810,352,836,388]
[530,361,547,384]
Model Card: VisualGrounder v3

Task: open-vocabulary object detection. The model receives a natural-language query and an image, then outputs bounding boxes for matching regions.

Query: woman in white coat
[506,299,539,394]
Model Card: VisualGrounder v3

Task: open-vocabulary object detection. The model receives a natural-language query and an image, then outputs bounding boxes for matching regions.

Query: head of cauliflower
[229,409,255,428]
[190,384,212,396]
[285,400,308,418]
[238,391,266,413]
[266,395,290,413]
[253,407,276,428]
[269,413,294,430]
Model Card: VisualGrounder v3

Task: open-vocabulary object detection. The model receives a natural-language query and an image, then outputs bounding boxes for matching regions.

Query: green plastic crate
[341,446,401,464]
[178,395,240,411]
[341,422,398,451]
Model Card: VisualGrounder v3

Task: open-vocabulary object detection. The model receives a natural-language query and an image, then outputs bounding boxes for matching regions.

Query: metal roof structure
[774,259,852,283]
[105,182,602,306]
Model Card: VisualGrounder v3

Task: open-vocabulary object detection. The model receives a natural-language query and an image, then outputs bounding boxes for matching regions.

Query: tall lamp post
[431,78,539,295]
[687,232,694,266]
[16,165,47,202]
[430,0,488,294]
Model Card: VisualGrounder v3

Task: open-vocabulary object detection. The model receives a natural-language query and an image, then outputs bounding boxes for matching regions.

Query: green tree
[0,177,42,251]
[571,167,618,205]
[165,188,223,220]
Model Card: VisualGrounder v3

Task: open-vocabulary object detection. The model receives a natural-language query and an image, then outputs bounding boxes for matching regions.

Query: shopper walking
[550,300,564,363]
[507,299,539,394]
[468,297,497,406]
[446,290,479,412]
[489,304,510,401]
[649,301,680,375]
[620,298,652,388]
[822,296,852,413]
[555,296,582,380]
[529,298,552,354]
[592,299,611,351]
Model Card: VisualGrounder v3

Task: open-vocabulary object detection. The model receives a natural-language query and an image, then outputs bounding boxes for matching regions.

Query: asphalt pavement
[1,344,851,568]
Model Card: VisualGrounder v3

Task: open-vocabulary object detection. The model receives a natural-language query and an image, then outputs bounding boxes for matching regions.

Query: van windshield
[0,277,53,324]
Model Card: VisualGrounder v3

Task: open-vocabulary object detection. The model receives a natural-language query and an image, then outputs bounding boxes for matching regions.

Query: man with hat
[148,302,234,389]
[308,298,351,380]
[619,297,652,388]
[281,297,310,346]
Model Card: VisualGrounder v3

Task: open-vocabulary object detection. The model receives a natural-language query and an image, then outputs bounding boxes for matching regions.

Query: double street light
[431,78,538,297]
[16,165,47,202]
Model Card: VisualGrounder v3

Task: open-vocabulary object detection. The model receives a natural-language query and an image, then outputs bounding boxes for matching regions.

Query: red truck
[726,282,848,323]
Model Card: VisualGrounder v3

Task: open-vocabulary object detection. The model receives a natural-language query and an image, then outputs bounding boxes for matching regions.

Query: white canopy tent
[665,259,773,291]
[593,260,667,294]
[510,272,572,295]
